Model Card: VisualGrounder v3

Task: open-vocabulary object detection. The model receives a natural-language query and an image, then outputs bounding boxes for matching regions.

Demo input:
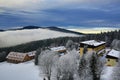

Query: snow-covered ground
[101,48,114,80]
[0,48,115,80]
[0,61,42,80]
[0,28,82,48]
[101,66,114,80]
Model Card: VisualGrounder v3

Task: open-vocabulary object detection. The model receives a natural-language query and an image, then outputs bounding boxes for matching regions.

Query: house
[106,49,120,66]
[27,51,36,59]
[50,46,66,53]
[6,52,31,63]
[50,46,66,56]
[79,40,106,57]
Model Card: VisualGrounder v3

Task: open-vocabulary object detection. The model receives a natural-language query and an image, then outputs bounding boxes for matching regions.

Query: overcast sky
[0,0,120,29]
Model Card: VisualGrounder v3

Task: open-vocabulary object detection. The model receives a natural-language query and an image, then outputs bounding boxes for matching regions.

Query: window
[108,59,110,61]
[116,59,118,62]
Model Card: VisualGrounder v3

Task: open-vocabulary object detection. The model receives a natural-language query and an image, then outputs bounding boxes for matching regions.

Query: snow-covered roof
[27,51,36,57]
[80,40,106,46]
[50,46,66,52]
[6,52,28,61]
[107,49,120,58]
[97,49,105,55]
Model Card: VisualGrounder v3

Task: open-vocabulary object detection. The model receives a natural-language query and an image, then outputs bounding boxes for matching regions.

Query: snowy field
[0,61,42,80]
[0,48,114,80]
[0,28,82,48]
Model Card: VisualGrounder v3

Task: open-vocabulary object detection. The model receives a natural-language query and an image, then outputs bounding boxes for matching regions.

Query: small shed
[6,52,31,63]
[27,51,36,59]
[106,49,120,66]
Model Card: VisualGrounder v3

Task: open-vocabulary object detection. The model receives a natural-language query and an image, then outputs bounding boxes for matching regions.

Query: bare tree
[38,50,59,80]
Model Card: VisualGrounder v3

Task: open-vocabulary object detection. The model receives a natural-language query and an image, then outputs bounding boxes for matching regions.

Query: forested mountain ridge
[0,26,83,35]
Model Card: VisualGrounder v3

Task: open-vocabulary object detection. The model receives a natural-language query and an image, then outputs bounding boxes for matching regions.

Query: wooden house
[79,40,106,57]
[6,52,31,63]
[106,49,120,66]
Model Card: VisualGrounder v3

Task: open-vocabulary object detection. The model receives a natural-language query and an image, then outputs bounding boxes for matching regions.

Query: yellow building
[106,49,120,66]
[79,40,106,57]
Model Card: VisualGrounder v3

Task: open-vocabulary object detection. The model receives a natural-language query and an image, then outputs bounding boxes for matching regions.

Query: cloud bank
[0,28,81,48]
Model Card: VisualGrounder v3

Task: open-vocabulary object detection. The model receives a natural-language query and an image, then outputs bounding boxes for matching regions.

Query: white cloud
[84,20,105,23]
[0,9,5,14]
[0,0,38,10]
[0,0,118,13]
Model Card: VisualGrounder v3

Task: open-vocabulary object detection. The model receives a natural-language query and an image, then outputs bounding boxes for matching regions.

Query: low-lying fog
[0,28,81,48]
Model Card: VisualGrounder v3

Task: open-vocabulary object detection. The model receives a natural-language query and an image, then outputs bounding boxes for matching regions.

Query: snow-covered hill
[0,28,83,48]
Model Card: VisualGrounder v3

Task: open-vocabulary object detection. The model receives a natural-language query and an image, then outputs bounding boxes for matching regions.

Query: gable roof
[27,51,36,57]
[6,52,28,61]
[80,40,106,47]
[107,49,120,58]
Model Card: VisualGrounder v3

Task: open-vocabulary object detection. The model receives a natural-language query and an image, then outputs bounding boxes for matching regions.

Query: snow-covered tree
[35,48,42,65]
[79,51,104,80]
[89,52,104,80]
[79,51,93,80]
[55,49,80,80]
[111,39,120,50]
[116,40,120,51]
[65,40,75,51]
[105,36,111,47]
[38,50,59,80]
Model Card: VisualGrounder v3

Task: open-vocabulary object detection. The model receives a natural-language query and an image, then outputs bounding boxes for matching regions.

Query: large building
[79,40,106,57]
[106,49,120,66]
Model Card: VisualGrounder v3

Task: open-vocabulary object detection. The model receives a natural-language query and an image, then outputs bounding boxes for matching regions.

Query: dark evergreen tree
[35,48,42,65]
[83,45,88,54]
[0,51,7,62]
[90,52,103,80]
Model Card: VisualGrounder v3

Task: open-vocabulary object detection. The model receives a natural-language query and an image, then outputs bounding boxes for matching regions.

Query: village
[0,39,119,80]
[5,39,120,67]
